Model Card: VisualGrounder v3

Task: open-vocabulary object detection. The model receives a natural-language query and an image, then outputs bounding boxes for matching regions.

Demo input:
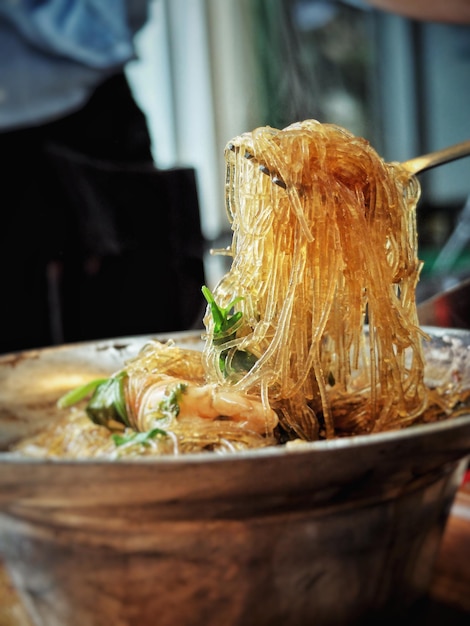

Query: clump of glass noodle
[204,119,425,441]
[14,120,469,459]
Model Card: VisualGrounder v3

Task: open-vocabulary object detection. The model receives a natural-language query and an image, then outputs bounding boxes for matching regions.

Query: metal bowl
[0,328,469,626]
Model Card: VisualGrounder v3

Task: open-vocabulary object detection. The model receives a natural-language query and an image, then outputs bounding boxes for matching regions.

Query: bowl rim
[1,413,469,467]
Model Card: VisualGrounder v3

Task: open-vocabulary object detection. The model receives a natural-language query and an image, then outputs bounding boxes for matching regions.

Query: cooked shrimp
[131,374,278,435]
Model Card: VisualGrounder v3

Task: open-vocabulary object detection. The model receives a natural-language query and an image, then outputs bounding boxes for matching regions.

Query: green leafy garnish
[229,349,258,372]
[201,285,244,342]
[86,371,129,428]
[57,378,109,409]
[157,382,187,419]
[57,371,130,429]
[112,427,167,448]
[202,286,257,376]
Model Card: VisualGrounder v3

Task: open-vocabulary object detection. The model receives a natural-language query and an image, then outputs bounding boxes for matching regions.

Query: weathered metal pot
[0,328,469,626]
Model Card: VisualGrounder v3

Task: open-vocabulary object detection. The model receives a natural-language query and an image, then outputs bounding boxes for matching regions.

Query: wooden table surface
[422,478,470,625]
[1,481,469,626]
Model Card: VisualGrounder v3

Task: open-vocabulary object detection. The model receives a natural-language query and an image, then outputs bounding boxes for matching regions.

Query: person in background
[0,1,205,353]
[364,0,470,23]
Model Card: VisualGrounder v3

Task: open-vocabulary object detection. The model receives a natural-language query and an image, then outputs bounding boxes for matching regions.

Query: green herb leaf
[158,382,187,419]
[86,371,130,428]
[112,427,167,448]
[202,285,257,377]
[202,286,243,339]
[57,378,109,409]
[229,349,258,372]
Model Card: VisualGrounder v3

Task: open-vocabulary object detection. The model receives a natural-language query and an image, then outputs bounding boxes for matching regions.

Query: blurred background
[1,0,469,352]
[128,0,470,297]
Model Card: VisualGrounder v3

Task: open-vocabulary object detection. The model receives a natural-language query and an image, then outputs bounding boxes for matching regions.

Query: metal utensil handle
[401,139,470,175]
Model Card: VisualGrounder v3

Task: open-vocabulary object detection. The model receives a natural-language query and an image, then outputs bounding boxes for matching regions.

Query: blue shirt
[0,0,149,130]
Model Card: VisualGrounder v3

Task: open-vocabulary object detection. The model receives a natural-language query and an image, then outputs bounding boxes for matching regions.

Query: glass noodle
[204,120,426,439]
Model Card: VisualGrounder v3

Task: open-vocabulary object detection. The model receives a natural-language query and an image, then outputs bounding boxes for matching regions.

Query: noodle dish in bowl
[0,120,469,626]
